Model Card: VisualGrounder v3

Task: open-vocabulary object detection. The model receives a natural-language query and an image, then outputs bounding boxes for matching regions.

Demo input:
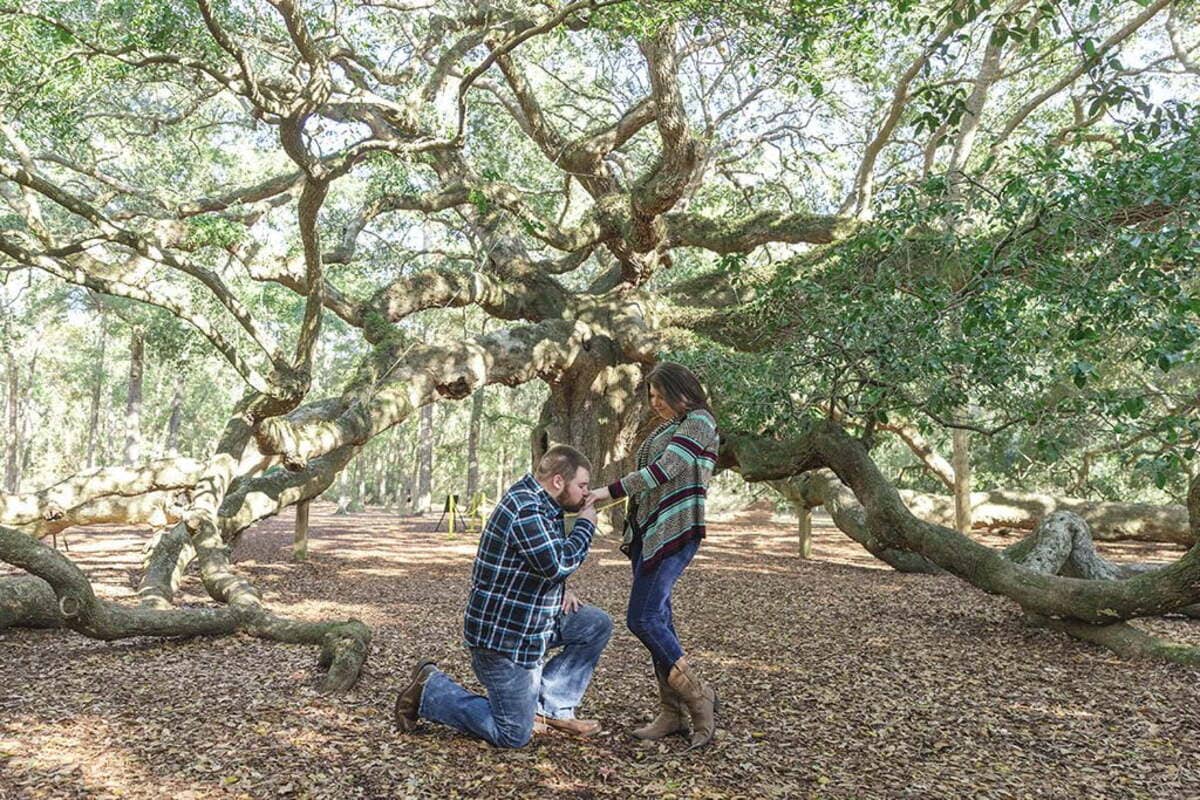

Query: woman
[589,361,720,750]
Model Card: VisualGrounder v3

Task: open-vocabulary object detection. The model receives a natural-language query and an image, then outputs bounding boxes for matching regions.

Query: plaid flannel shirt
[463,473,596,666]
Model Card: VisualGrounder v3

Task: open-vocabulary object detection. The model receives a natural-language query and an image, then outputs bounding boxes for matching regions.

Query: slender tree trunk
[375,448,389,506]
[350,453,364,512]
[294,500,310,561]
[466,387,484,500]
[164,382,184,457]
[16,351,36,487]
[123,329,145,466]
[952,427,972,534]
[798,506,813,559]
[495,444,507,499]
[4,346,19,493]
[85,315,107,468]
[355,453,364,503]
[415,404,433,513]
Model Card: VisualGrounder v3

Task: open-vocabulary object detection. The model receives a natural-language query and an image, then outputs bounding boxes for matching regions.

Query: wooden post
[294,500,310,561]
[798,506,813,559]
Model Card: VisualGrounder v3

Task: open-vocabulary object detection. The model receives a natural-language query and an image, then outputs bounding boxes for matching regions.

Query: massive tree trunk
[532,354,647,476]
[532,346,656,535]
[123,329,145,466]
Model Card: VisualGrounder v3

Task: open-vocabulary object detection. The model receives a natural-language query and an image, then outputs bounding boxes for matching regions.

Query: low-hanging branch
[723,421,1200,626]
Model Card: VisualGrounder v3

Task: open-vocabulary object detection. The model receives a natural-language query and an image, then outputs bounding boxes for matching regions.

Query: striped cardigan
[607,408,719,573]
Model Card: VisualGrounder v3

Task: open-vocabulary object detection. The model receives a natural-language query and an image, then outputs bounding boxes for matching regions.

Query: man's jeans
[418,605,612,748]
[626,536,700,675]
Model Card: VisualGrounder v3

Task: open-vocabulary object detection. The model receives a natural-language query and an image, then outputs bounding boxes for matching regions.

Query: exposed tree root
[0,524,370,692]
[1037,618,1200,666]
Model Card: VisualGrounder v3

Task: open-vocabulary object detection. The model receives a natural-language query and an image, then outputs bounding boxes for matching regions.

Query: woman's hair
[646,361,711,416]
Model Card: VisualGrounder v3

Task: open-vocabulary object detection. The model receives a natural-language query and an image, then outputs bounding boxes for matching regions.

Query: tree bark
[415,403,433,514]
[136,522,195,609]
[532,348,656,534]
[164,382,184,456]
[797,506,813,560]
[85,318,107,468]
[533,357,648,482]
[466,386,484,501]
[726,422,1200,625]
[3,344,19,493]
[0,574,62,629]
[294,499,310,561]
[0,459,202,538]
[123,329,145,466]
[952,427,972,534]
[0,523,370,691]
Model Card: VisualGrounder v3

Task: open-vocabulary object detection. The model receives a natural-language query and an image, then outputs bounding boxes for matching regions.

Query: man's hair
[535,444,592,483]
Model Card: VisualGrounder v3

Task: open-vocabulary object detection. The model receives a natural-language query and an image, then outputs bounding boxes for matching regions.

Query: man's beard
[556,487,586,513]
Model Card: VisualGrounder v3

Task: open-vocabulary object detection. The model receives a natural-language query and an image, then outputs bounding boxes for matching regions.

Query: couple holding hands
[394,362,721,751]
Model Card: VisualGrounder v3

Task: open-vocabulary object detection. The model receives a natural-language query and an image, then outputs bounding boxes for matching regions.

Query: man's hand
[577,496,598,526]
[562,588,582,614]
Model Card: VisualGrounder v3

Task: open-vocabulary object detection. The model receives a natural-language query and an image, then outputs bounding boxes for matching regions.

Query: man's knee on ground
[491,722,534,749]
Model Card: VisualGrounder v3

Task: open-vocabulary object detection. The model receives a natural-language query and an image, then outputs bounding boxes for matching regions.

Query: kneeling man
[394,444,612,747]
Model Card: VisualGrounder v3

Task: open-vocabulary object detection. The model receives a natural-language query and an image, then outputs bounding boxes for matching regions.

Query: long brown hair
[646,362,711,417]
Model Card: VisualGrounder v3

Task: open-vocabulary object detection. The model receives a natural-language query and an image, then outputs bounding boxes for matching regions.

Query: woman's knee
[626,610,660,640]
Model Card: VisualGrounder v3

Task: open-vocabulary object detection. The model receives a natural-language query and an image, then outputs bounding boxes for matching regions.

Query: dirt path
[2,506,1198,799]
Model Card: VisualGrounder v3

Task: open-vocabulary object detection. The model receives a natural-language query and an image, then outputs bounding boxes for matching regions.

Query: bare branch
[992,0,1172,150]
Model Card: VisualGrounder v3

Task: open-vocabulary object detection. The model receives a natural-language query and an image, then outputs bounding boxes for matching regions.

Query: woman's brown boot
[632,669,688,740]
[667,656,718,750]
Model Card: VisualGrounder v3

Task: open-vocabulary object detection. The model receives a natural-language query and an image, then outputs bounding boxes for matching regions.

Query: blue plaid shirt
[463,473,596,667]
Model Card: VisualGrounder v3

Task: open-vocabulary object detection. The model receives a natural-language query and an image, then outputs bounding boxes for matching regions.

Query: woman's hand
[590,486,612,504]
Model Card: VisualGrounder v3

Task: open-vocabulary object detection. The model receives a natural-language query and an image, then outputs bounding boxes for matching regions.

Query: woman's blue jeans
[418,604,612,748]
[626,536,700,675]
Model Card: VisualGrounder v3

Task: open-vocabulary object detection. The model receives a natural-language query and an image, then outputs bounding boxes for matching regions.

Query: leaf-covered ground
[3,505,1200,799]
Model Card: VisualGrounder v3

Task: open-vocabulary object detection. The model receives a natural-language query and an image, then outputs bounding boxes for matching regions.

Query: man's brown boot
[534,715,603,737]
[667,656,718,750]
[394,660,437,732]
[632,668,688,740]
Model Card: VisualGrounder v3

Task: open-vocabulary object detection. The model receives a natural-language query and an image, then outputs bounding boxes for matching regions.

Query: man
[394,444,612,748]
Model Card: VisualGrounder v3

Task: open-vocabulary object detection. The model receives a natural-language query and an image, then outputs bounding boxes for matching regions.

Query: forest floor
[3,504,1200,800]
